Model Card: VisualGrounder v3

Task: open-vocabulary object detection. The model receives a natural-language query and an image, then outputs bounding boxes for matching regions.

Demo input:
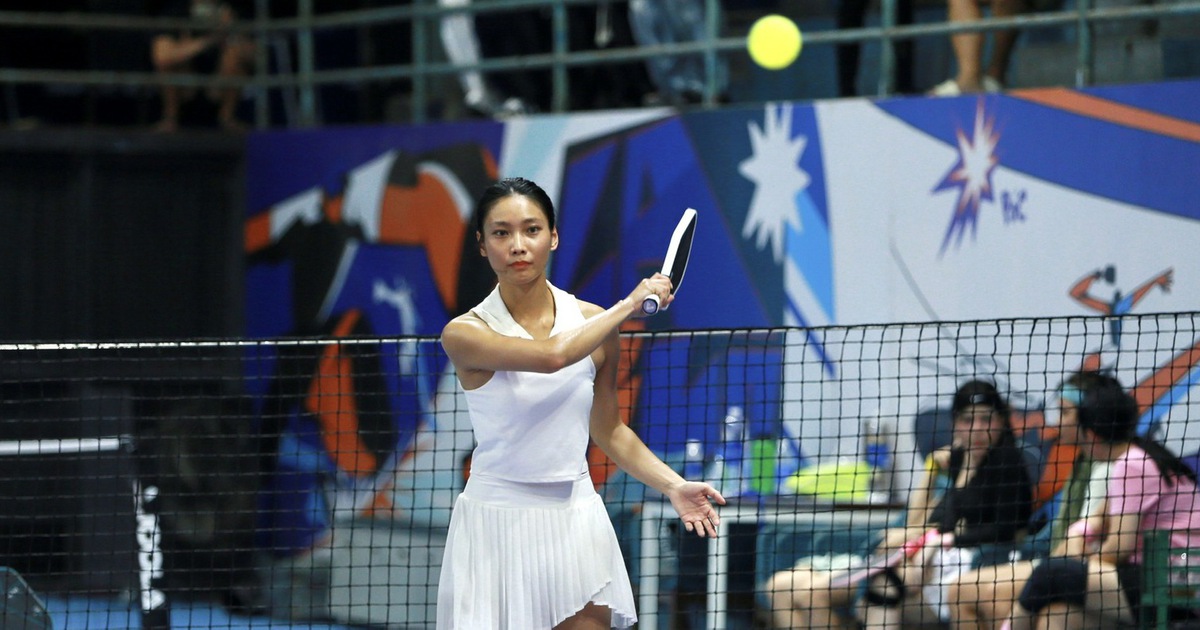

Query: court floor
[44,596,356,630]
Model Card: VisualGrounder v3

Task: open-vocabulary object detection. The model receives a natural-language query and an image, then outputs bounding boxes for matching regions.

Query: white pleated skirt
[436,473,637,629]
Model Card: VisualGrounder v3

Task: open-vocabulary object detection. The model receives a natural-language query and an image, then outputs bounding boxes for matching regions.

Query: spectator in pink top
[1008,372,1200,629]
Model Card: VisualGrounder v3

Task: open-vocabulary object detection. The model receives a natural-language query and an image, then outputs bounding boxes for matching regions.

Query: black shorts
[188,46,221,76]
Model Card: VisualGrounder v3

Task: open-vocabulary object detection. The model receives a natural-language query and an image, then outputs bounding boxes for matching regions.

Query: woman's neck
[498,279,555,333]
[1092,440,1133,462]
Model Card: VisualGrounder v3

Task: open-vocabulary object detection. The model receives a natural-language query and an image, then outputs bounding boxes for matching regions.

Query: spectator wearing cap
[766,379,1033,627]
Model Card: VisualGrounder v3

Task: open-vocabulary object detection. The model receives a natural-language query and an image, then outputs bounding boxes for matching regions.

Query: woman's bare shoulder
[578,299,605,318]
[442,311,486,338]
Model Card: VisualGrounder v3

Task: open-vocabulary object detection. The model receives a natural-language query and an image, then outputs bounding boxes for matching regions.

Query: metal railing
[1,0,1198,128]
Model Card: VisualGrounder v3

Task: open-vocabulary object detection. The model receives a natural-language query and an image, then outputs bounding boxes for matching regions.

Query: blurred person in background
[628,0,727,105]
[1008,373,1200,629]
[151,0,255,130]
[837,0,916,96]
[930,0,1024,95]
[949,370,1109,629]
[767,380,1033,628]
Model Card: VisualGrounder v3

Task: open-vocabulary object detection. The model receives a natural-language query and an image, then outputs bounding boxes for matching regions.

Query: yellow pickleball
[747,14,803,70]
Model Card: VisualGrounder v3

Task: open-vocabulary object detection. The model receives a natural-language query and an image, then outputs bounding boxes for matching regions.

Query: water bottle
[682,439,705,480]
[706,406,746,496]
[863,414,894,503]
[748,432,779,496]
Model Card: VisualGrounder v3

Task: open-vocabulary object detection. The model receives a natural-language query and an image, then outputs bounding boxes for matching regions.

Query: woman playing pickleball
[436,177,725,629]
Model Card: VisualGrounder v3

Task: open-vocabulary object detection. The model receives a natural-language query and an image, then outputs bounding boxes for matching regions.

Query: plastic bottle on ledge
[863,414,894,504]
[682,439,705,480]
[706,406,746,497]
[748,431,779,497]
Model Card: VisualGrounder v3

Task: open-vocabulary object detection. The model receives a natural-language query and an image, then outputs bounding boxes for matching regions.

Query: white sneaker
[929,78,963,97]
[465,89,502,117]
[465,91,534,119]
[982,76,1005,93]
[497,97,533,118]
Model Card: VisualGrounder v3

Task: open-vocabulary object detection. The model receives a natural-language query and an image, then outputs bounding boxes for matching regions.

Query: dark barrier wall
[0,130,245,341]
[0,130,250,600]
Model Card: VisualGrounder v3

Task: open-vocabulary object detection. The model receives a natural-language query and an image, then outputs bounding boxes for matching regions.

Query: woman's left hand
[667,481,726,538]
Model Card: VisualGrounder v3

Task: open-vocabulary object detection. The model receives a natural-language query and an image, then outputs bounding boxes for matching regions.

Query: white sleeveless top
[463,282,597,482]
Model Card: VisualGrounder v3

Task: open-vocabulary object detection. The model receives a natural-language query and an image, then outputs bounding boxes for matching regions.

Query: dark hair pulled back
[1075,370,1196,486]
[472,177,556,236]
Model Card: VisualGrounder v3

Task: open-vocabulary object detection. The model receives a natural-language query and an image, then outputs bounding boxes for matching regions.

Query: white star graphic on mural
[738,104,809,263]
[934,99,1000,252]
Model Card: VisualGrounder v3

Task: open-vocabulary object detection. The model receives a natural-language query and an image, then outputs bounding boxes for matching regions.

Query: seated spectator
[949,370,1110,628]
[1007,372,1200,629]
[930,0,1024,95]
[765,380,1033,628]
[151,0,255,131]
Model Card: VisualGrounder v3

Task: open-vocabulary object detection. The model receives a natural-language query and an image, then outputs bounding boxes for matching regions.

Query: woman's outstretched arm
[442,275,671,374]
[587,310,725,537]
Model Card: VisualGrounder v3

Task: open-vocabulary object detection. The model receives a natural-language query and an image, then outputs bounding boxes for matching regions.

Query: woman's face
[478,194,557,284]
[953,403,1006,454]
[1056,397,1081,446]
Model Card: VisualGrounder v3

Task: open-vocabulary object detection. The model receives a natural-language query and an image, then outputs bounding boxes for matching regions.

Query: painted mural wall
[244,80,1200,537]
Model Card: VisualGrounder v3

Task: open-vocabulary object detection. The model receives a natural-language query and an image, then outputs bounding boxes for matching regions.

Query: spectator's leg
[949,561,1035,629]
[895,0,916,93]
[984,0,1025,88]
[1080,560,1134,628]
[863,545,948,628]
[1012,558,1125,630]
[836,0,870,96]
[439,0,499,114]
[861,567,910,627]
[1033,602,1087,630]
[151,36,183,132]
[666,0,711,102]
[764,568,857,629]
[627,0,673,102]
[216,37,256,129]
[1007,602,1035,630]
[948,0,985,91]
[157,84,182,132]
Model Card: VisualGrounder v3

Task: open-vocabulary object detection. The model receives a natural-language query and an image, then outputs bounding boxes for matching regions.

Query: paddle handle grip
[641,294,661,315]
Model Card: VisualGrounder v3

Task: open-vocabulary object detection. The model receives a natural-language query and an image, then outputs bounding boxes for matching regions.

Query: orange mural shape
[305,309,379,476]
